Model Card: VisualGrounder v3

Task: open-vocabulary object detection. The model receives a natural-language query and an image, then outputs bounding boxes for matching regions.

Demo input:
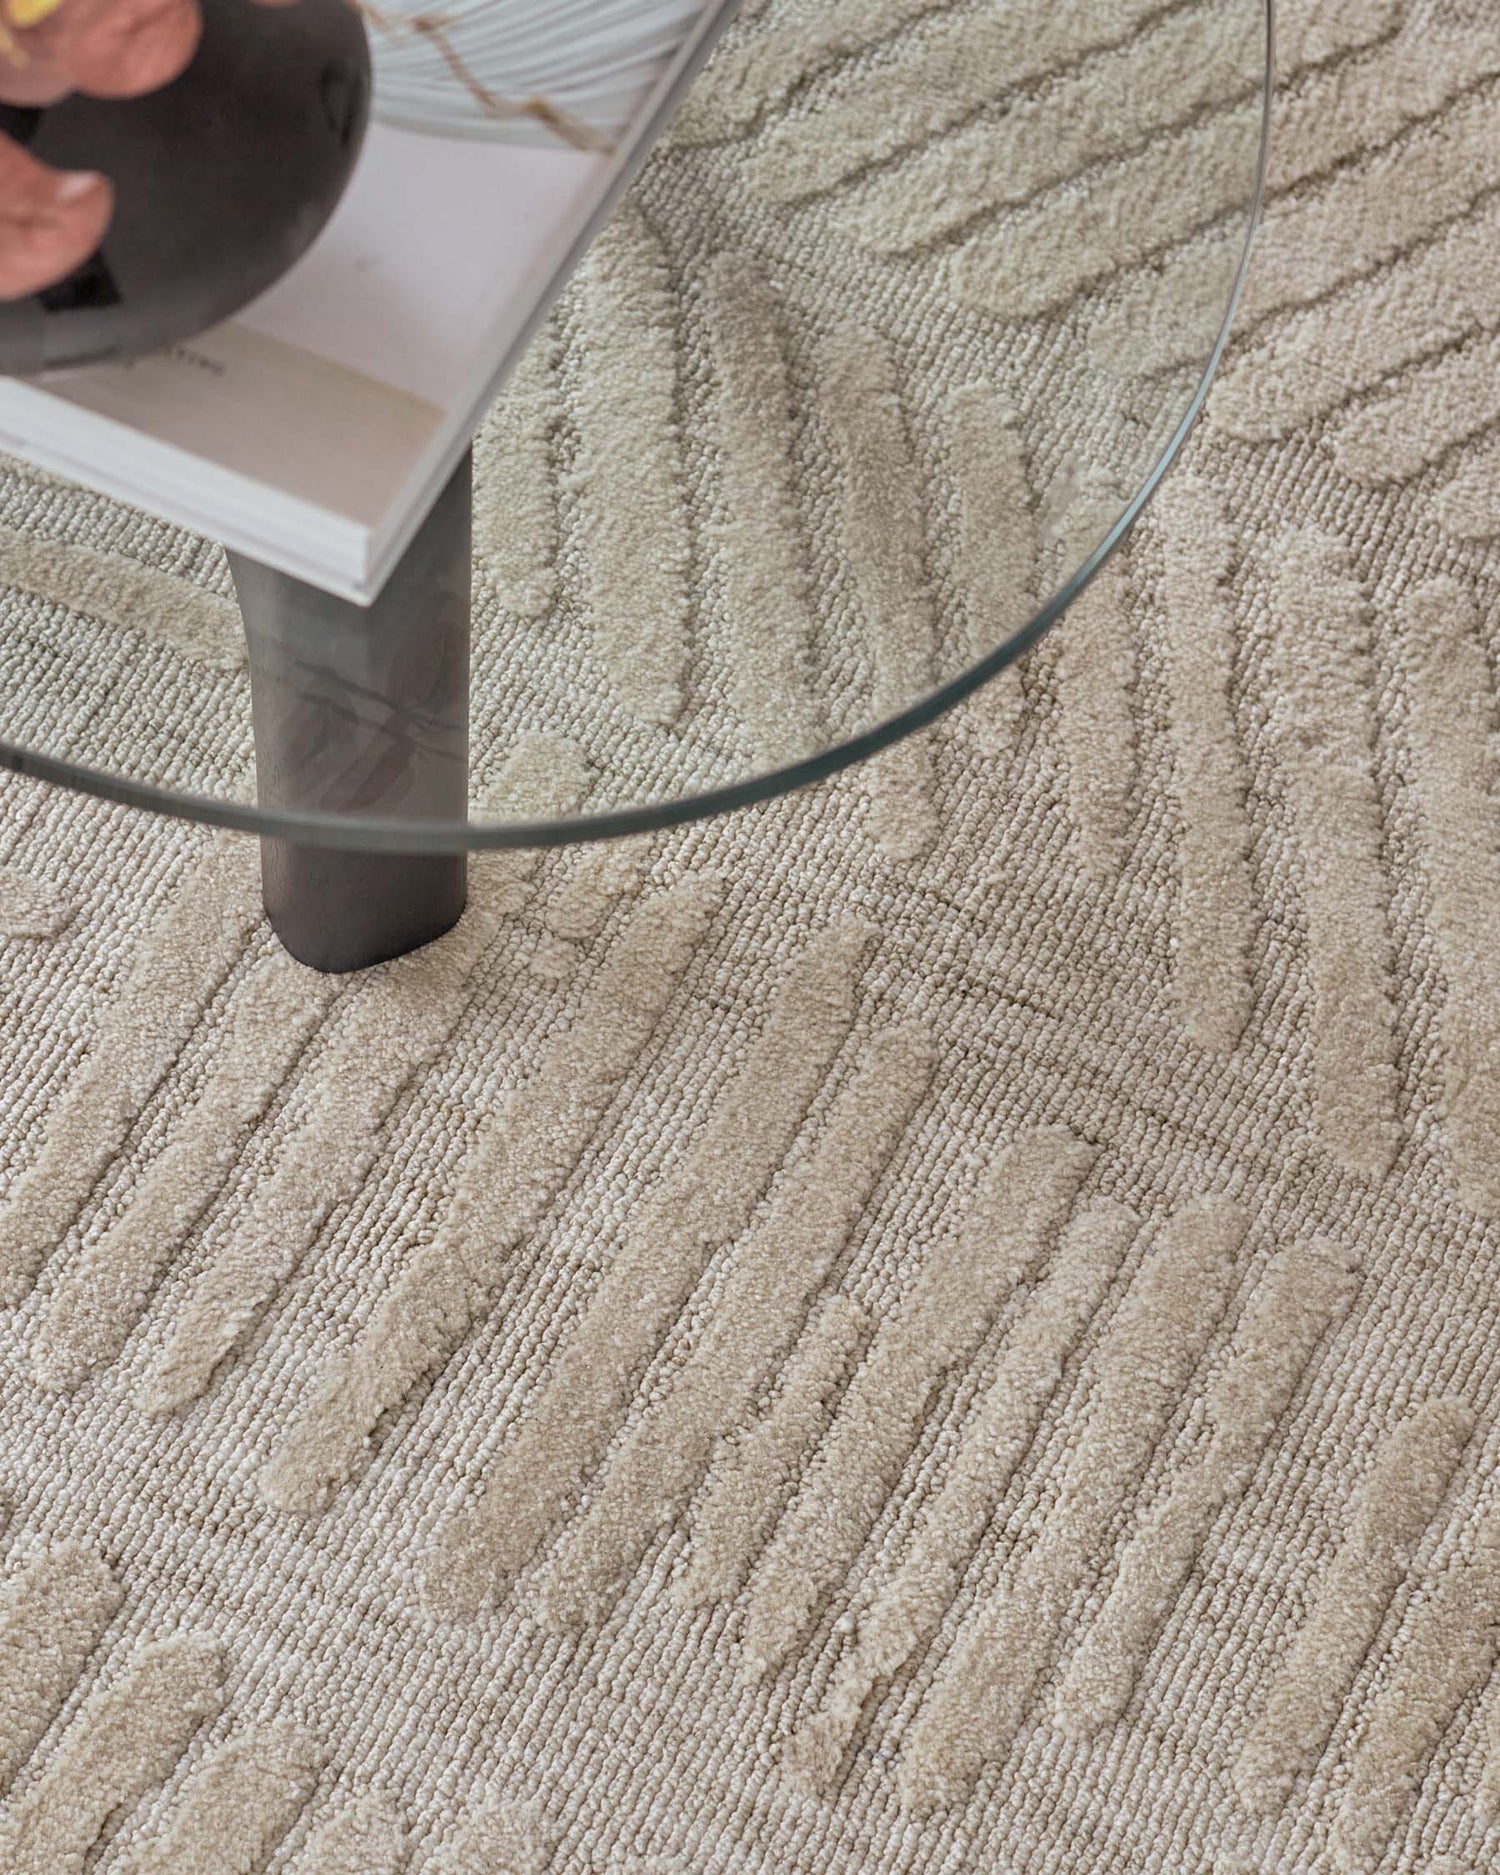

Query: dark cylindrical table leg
[229,452,471,974]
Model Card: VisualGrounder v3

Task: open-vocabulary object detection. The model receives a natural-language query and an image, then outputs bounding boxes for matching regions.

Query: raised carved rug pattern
[0,2,1497,1870]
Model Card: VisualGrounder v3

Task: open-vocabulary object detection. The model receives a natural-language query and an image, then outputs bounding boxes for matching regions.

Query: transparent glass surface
[0,0,1271,851]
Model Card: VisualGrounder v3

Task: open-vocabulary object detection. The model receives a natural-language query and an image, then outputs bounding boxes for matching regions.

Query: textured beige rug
[1,2,1498,1871]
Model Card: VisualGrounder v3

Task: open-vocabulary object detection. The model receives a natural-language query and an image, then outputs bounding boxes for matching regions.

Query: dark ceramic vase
[0,0,370,377]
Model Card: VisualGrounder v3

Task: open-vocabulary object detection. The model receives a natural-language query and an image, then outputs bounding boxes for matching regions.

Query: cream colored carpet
[0,2,1498,1870]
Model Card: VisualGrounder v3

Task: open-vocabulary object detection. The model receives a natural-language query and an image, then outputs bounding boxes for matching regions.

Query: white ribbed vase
[367,0,714,147]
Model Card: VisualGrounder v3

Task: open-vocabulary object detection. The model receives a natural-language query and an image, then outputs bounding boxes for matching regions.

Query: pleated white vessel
[366,0,715,147]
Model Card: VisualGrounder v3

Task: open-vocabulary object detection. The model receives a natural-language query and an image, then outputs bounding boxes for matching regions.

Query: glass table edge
[0,0,1275,857]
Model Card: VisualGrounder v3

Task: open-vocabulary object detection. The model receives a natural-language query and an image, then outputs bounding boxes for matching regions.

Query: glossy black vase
[0,0,370,377]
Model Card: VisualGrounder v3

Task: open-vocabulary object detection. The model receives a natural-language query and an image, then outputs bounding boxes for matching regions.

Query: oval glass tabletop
[0,0,1271,852]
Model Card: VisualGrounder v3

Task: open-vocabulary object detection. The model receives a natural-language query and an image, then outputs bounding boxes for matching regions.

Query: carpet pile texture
[0,2,1497,1870]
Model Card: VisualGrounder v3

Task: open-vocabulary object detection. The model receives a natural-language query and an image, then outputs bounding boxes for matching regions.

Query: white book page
[36,325,444,530]
[236,124,607,411]
[23,124,606,532]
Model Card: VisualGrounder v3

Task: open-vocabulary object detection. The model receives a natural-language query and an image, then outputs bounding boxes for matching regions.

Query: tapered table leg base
[255,843,467,975]
[230,452,472,974]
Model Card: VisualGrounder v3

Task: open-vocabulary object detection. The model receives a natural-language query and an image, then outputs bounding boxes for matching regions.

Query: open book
[0,0,739,603]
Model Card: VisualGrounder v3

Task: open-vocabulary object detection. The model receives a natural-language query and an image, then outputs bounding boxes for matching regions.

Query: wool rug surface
[0,2,1498,1871]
